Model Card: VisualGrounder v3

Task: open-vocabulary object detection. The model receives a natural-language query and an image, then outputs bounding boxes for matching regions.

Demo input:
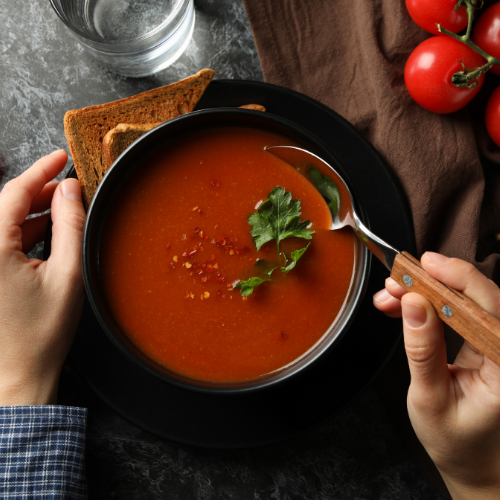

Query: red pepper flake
[282,331,287,339]
[226,283,231,288]
[211,255,216,261]
[206,265,213,273]
[194,227,200,234]
[248,258,253,262]
[229,249,235,256]
[189,250,197,257]
[197,208,202,214]
[201,264,206,269]
[200,246,204,251]
[214,263,219,270]
[199,230,204,238]
[216,276,226,283]
[216,273,221,277]
[182,252,188,257]
[192,206,199,212]
[201,277,208,283]
[214,224,219,229]
[170,263,176,269]
[166,242,171,249]
[217,290,222,296]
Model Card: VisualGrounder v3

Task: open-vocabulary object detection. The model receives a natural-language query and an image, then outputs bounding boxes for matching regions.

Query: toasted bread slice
[102,122,161,167]
[64,69,215,208]
[239,104,266,112]
[101,104,267,167]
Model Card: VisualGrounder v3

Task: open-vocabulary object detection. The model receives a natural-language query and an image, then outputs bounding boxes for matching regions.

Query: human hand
[0,150,86,405]
[373,252,500,500]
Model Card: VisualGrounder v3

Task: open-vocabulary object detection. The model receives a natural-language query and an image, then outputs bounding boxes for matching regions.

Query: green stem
[436,0,500,88]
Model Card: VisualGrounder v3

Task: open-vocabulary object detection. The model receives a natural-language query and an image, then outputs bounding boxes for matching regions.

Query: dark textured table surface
[0,1,445,498]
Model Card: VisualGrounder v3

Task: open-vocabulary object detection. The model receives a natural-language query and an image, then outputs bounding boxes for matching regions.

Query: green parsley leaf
[308,168,340,217]
[248,187,314,254]
[281,243,311,274]
[233,277,268,297]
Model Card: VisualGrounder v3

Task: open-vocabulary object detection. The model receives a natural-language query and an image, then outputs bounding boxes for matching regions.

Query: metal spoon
[266,145,500,367]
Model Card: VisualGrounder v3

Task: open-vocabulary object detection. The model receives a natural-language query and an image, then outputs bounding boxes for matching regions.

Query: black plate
[45,80,414,448]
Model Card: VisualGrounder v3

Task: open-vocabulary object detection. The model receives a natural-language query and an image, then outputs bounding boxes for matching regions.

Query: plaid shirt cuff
[0,406,87,499]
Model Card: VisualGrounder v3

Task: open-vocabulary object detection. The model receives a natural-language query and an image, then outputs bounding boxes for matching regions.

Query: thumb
[402,293,452,412]
[48,179,86,284]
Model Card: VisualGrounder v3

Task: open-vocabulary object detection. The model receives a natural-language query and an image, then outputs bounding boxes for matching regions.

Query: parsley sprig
[234,187,314,296]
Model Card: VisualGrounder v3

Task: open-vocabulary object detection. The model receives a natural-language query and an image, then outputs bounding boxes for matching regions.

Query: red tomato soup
[100,128,356,383]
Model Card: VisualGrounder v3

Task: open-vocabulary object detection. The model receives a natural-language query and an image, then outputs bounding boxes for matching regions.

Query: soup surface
[100,127,356,383]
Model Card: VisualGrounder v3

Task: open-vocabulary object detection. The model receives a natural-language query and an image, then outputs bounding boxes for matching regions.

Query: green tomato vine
[437,0,500,88]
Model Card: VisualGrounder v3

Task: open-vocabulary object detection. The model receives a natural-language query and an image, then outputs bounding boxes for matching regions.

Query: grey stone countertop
[0,1,446,498]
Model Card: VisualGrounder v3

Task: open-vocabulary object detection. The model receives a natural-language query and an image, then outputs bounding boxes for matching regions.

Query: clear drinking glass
[49,0,195,77]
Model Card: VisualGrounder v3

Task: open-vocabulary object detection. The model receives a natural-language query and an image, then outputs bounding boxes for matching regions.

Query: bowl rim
[82,108,371,395]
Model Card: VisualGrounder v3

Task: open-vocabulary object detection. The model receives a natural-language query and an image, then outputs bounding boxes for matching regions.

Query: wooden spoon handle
[391,251,500,367]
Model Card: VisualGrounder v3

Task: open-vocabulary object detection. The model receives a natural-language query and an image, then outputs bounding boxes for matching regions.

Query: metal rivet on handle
[403,274,413,287]
[442,305,453,318]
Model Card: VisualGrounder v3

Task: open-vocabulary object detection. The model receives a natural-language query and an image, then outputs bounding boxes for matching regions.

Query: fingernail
[402,300,427,328]
[385,277,398,287]
[50,149,65,156]
[61,179,81,202]
[373,289,391,304]
[424,252,450,264]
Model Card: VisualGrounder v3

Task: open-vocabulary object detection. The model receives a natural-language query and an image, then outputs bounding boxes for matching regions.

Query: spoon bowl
[266,145,399,270]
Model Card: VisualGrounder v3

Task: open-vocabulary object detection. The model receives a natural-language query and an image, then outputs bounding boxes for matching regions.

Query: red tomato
[405,37,485,114]
[406,0,468,36]
[472,2,500,77]
[486,86,500,147]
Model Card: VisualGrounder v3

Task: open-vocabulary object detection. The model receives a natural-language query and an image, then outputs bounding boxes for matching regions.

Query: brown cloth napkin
[242,0,500,498]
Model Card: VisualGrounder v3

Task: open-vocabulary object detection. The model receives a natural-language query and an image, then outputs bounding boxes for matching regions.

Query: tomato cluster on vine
[404,0,500,147]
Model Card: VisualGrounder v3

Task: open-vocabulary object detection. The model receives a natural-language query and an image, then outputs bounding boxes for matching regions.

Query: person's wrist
[0,373,59,405]
[440,471,500,500]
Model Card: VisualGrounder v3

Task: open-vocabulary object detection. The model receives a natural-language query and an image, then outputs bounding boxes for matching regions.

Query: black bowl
[83,108,370,394]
